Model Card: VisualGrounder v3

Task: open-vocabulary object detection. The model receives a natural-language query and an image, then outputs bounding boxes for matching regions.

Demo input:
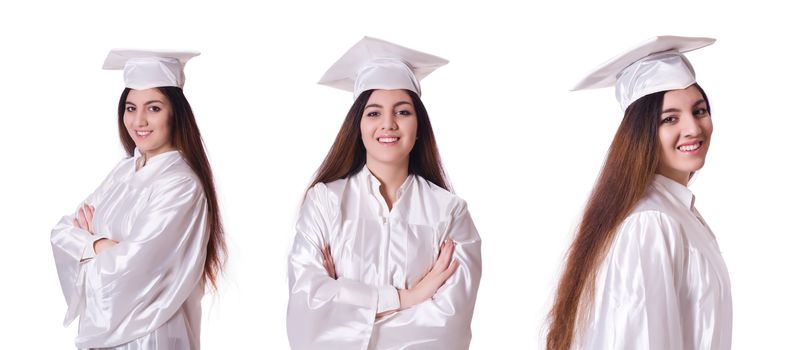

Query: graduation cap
[103,49,200,90]
[318,36,448,99]
[573,36,715,111]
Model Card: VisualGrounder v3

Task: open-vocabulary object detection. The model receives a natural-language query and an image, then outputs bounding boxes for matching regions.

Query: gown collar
[133,148,182,170]
[653,173,695,209]
[358,165,415,204]
[130,148,184,184]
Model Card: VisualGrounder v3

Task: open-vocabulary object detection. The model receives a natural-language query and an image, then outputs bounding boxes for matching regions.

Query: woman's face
[360,89,418,169]
[124,88,174,158]
[657,85,713,185]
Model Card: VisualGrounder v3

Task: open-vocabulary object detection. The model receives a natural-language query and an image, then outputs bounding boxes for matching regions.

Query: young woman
[286,37,482,350]
[547,36,732,350]
[50,49,225,349]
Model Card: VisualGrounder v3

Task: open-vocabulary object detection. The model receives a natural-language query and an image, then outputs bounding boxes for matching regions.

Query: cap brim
[103,49,200,70]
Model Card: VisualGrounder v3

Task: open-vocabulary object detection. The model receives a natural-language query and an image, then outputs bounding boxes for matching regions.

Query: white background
[1,0,795,348]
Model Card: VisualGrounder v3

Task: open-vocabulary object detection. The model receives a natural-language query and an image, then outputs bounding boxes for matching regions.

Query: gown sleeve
[51,161,124,327]
[287,184,401,350]
[54,174,210,348]
[581,211,688,350]
[369,199,482,350]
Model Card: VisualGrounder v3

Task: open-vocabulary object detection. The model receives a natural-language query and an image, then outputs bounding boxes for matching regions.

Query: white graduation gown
[51,150,210,350]
[287,166,482,350]
[578,174,733,350]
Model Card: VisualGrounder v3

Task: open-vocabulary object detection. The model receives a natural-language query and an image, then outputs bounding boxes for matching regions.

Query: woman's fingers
[400,240,461,308]
[84,205,95,233]
[322,245,330,264]
[443,258,460,279]
[441,240,455,263]
[433,240,455,273]
[432,241,459,284]
[322,244,337,279]
[77,206,89,231]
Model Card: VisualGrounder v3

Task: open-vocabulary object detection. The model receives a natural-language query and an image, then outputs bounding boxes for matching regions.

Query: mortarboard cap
[318,36,448,99]
[572,36,715,111]
[103,49,200,90]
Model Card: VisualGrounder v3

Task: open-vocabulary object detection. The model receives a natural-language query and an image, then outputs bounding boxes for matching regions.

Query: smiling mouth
[136,130,153,137]
[378,137,399,143]
[677,141,703,152]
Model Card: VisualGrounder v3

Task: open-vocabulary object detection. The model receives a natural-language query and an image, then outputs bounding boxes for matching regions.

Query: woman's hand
[398,239,460,309]
[72,204,118,255]
[322,244,337,279]
[72,204,95,234]
[93,238,119,255]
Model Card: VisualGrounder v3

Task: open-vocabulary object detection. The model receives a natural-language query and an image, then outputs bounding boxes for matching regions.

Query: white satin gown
[51,150,210,349]
[287,166,482,349]
[578,174,732,349]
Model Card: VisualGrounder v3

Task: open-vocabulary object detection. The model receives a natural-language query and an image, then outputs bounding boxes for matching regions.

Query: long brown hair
[310,89,449,191]
[117,87,227,289]
[546,84,710,349]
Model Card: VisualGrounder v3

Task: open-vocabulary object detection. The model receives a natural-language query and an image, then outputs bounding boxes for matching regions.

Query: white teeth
[678,143,700,151]
[136,131,152,136]
[378,137,398,143]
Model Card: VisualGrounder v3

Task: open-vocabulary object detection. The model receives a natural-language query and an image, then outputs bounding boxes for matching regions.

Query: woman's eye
[125,106,136,112]
[662,116,678,124]
[694,108,708,117]
[366,111,379,118]
[396,110,412,116]
[149,106,161,112]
